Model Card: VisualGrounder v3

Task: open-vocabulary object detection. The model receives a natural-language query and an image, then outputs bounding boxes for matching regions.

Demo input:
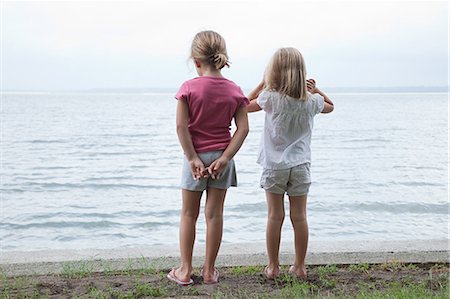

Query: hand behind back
[207,156,229,180]
[189,157,209,180]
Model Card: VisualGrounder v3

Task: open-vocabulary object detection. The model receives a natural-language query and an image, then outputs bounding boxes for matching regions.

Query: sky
[2,0,449,91]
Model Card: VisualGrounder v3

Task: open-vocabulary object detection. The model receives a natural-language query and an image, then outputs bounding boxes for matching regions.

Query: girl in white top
[247,47,334,280]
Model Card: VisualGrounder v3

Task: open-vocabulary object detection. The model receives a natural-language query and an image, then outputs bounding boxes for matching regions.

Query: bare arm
[247,99,262,112]
[308,79,334,113]
[176,100,207,179]
[247,80,265,101]
[246,80,264,113]
[317,89,334,113]
[208,106,249,178]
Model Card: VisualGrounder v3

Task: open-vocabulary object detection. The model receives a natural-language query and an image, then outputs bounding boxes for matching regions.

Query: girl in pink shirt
[167,31,249,285]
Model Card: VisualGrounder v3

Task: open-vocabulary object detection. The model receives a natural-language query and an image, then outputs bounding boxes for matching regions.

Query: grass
[230,265,263,276]
[61,260,95,278]
[349,263,370,273]
[356,280,450,299]
[0,261,448,298]
[134,282,167,297]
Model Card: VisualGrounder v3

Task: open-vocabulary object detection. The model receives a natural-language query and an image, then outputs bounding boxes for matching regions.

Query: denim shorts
[181,150,237,191]
[260,163,311,196]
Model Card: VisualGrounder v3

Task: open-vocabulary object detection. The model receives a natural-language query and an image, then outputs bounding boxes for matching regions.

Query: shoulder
[178,78,197,90]
[175,79,196,100]
[308,93,325,105]
[307,93,325,114]
[256,90,278,109]
[260,90,282,101]
[222,78,245,92]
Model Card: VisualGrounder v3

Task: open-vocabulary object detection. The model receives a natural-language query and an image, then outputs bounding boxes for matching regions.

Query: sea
[1,91,448,251]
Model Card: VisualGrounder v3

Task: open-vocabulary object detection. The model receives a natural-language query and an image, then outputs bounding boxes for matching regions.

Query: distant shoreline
[2,86,449,95]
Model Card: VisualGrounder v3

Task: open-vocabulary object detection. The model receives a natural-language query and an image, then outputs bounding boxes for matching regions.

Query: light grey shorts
[260,163,311,196]
[181,150,237,192]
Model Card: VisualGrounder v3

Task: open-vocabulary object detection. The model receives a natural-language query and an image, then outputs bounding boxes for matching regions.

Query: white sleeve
[256,91,271,111]
[311,93,325,115]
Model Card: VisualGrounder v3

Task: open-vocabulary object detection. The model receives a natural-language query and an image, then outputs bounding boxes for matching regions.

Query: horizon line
[2,85,449,93]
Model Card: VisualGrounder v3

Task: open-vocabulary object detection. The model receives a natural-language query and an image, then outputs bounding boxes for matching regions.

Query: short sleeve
[238,87,250,107]
[310,93,325,115]
[256,90,271,111]
[175,81,189,101]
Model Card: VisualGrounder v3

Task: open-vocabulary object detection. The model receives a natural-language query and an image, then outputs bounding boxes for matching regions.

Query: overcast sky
[2,0,449,90]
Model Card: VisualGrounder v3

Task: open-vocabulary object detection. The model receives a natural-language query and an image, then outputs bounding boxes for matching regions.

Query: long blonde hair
[191,31,230,70]
[264,47,307,100]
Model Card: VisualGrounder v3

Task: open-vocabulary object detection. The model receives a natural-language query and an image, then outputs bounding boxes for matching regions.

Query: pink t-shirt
[175,76,249,153]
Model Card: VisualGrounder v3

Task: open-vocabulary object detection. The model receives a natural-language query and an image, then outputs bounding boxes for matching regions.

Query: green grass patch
[61,261,95,278]
[230,265,263,276]
[134,282,167,297]
[348,263,370,273]
[356,280,449,299]
[278,278,319,298]
[317,264,338,278]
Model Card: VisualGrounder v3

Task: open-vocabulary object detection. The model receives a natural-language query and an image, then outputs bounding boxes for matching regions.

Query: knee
[204,209,223,222]
[290,211,307,224]
[268,210,285,224]
[182,208,200,221]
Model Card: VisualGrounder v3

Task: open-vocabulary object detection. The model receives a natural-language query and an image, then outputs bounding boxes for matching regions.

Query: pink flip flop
[167,268,194,286]
[201,268,220,284]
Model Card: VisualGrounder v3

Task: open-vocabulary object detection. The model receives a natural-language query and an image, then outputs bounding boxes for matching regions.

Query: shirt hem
[195,146,228,153]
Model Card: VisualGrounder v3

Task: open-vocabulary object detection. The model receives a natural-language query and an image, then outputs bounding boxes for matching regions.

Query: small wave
[310,201,449,215]
[30,166,74,170]
[130,221,173,228]
[227,202,266,213]
[392,165,444,171]
[341,138,390,143]
[1,220,120,230]
[19,182,179,190]
[83,176,150,182]
[390,181,444,187]
[24,211,120,220]
[28,139,66,144]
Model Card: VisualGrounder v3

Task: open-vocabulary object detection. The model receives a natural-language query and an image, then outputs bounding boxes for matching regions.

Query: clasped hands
[189,156,229,180]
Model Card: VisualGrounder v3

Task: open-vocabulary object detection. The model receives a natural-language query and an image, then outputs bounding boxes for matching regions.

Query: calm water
[1,92,448,251]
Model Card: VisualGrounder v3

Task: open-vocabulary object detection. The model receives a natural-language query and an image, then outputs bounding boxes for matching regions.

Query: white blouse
[256,90,324,170]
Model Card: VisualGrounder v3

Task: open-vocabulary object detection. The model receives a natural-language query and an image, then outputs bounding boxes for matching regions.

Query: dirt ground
[1,262,449,298]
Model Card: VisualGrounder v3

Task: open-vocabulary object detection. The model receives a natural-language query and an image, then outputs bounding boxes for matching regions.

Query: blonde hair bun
[191,31,230,70]
[211,53,230,70]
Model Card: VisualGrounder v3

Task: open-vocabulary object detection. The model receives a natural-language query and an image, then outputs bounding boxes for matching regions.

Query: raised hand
[307,79,317,93]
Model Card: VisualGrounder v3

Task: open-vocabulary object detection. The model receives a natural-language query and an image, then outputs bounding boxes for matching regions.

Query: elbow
[244,127,250,137]
[176,123,188,135]
[322,103,334,114]
[235,122,249,138]
[240,125,250,137]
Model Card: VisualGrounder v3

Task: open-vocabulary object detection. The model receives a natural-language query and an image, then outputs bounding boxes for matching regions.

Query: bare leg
[174,189,202,282]
[202,187,227,281]
[265,191,285,277]
[288,194,308,278]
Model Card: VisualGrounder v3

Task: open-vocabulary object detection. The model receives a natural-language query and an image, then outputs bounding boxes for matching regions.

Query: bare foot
[174,267,192,282]
[201,267,220,284]
[289,265,307,279]
[264,265,280,280]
